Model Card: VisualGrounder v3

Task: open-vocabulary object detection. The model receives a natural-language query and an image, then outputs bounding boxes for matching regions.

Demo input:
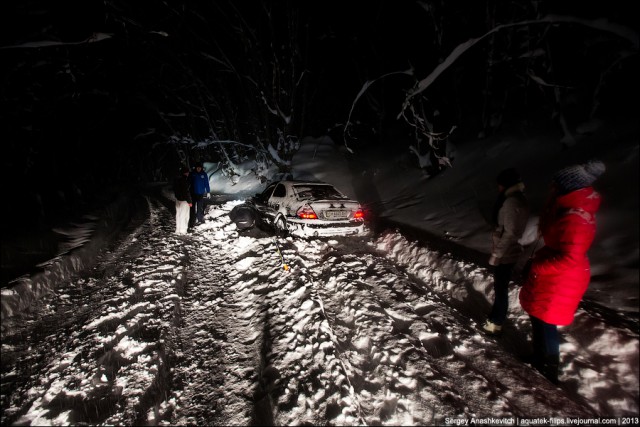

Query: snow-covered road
[1,192,636,425]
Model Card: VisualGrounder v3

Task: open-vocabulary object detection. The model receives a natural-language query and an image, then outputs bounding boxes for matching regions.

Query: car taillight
[353,209,364,219]
[297,205,318,219]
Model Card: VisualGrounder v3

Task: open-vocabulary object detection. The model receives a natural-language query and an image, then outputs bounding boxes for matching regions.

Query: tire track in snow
[285,235,595,423]
[303,242,497,424]
[169,224,265,425]
[184,204,368,425]
[187,201,596,424]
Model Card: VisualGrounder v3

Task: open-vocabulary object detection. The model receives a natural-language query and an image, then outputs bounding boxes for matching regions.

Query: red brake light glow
[353,209,364,219]
[297,206,318,219]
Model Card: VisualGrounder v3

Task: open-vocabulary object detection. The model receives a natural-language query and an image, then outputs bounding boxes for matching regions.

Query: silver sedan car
[248,180,366,237]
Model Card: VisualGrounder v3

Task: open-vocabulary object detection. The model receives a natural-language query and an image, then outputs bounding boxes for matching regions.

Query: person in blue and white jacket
[189,162,211,227]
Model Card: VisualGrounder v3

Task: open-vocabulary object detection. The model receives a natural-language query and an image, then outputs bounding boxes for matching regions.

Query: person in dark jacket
[189,162,211,227]
[519,160,605,384]
[483,168,529,335]
[173,166,193,234]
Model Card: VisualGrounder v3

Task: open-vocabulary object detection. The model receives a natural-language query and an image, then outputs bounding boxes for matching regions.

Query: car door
[254,183,278,223]
[268,183,288,216]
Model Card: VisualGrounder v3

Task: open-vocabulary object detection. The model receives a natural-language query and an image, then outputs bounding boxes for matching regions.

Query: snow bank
[1,190,149,321]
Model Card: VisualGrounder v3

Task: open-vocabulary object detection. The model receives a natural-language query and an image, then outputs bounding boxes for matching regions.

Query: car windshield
[292,184,346,200]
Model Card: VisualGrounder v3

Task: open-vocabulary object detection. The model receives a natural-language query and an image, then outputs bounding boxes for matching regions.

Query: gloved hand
[205,193,211,199]
[488,254,499,266]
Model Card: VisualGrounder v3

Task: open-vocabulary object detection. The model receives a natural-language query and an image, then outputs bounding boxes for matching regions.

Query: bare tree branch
[344,69,414,153]
[0,33,113,49]
[401,14,638,112]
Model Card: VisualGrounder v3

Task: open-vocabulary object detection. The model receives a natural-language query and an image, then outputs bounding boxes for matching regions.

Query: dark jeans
[488,263,515,325]
[529,315,560,383]
[189,194,205,227]
[529,315,560,359]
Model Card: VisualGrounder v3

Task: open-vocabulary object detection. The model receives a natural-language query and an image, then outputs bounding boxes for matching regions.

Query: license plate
[324,210,349,219]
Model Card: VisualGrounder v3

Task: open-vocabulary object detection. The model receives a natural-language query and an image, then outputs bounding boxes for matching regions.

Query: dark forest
[1,0,638,232]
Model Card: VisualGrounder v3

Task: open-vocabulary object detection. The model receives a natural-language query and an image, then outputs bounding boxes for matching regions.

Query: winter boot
[542,354,560,385]
[482,320,502,335]
[522,353,540,368]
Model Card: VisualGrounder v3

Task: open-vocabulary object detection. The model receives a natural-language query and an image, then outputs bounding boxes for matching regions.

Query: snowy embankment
[0,190,148,321]
[375,232,639,416]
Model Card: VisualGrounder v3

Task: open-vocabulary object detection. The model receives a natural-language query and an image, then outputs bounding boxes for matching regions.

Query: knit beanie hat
[553,160,606,194]
[496,168,522,188]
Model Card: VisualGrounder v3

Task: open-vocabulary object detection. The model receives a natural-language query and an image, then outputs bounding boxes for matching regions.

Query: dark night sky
[1,0,638,233]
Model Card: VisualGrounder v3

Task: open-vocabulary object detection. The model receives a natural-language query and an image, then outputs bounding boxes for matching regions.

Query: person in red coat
[519,160,605,384]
